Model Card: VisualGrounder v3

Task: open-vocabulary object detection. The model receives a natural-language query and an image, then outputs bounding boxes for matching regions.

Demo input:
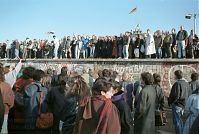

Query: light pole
[185,13,198,35]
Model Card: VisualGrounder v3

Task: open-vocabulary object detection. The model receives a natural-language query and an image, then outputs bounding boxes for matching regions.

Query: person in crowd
[183,87,199,134]
[58,38,66,59]
[23,69,49,133]
[65,36,71,58]
[102,69,111,81]
[57,75,90,134]
[75,35,82,59]
[162,31,173,58]
[89,35,97,58]
[187,30,195,59]
[168,70,191,134]
[145,29,156,58]
[53,35,60,59]
[189,113,199,134]
[14,66,35,92]
[0,65,14,134]
[6,40,12,59]
[4,59,22,88]
[139,35,146,58]
[112,36,118,58]
[74,78,121,134]
[134,72,157,134]
[120,72,134,111]
[81,36,89,58]
[8,66,35,134]
[71,36,77,58]
[189,72,199,93]
[51,66,69,87]
[153,73,165,133]
[134,34,141,58]
[0,88,4,132]
[133,80,143,109]
[154,30,163,59]
[117,33,124,59]
[176,26,188,58]
[111,80,134,134]
[171,28,177,58]
[153,73,164,111]
[123,32,131,59]
[81,68,91,88]
[193,34,199,58]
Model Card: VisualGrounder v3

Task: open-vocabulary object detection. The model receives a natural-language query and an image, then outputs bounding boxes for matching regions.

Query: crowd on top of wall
[0,26,199,60]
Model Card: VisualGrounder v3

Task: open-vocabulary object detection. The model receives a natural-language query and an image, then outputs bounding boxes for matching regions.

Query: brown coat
[74,96,121,134]
[0,82,14,114]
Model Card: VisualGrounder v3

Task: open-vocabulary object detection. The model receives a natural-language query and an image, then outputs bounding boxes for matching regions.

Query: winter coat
[134,85,156,134]
[112,91,134,134]
[145,34,156,55]
[168,79,192,108]
[74,95,121,134]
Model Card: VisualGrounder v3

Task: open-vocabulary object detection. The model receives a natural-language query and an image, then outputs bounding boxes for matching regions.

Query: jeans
[90,46,95,58]
[123,45,129,59]
[75,46,80,59]
[172,105,184,134]
[156,48,162,58]
[81,49,87,58]
[118,45,123,58]
[177,40,186,58]
[54,47,58,58]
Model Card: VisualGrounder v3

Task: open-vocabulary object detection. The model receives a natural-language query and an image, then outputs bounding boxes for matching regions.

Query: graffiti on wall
[21,61,199,90]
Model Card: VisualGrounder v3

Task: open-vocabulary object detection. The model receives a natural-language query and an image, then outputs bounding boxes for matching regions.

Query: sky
[0,0,198,41]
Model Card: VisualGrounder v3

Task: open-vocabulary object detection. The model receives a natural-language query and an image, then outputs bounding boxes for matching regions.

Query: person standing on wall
[145,29,156,58]
[176,26,188,59]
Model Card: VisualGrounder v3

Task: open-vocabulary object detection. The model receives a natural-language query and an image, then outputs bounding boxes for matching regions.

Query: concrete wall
[2,59,199,91]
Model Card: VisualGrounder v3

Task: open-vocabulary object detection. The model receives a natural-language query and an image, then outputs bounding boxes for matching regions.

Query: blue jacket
[81,37,88,50]
[24,81,48,126]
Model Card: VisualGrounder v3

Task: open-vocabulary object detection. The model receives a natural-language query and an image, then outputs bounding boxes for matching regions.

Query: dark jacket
[0,90,4,132]
[153,84,164,110]
[112,91,134,134]
[168,79,191,108]
[176,30,188,41]
[120,80,134,111]
[189,80,199,93]
[60,94,79,134]
[134,85,156,134]
[47,86,68,127]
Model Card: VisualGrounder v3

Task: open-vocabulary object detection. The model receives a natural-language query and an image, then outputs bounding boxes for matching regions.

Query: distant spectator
[120,72,134,111]
[176,26,188,58]
[189,72,199,94]
[145,29,156,58]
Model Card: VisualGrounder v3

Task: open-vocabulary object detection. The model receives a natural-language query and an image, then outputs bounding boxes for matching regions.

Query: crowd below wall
[0,60,199,133]
[1,26,199,60]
